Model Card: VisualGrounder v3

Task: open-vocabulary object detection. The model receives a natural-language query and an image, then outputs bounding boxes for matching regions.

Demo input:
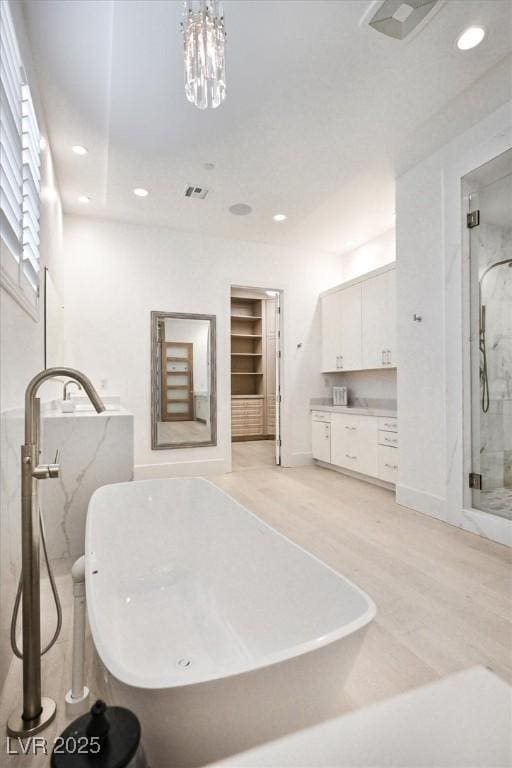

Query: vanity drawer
[311,410,331,422]
[378,445,399,484]
[378,417,398,433]
[378,430,399,448]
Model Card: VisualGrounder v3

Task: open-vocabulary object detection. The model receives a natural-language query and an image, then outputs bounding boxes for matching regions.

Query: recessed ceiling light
[456,26,485,51]
[72,145,88,156]
[229,203,252,216]
[273,214,287,222]
[77,195,90,203]
[133,187,149,197]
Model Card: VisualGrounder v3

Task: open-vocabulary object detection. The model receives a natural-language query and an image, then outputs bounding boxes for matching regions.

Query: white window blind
[0,0,23,262]
[0,0,41,305]
[21,81,41,290]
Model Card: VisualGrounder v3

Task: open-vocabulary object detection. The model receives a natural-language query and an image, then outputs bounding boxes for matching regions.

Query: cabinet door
[339,283,362,371]
[356,416,379,477]
[362,269,396,369]
[321,291,343,371]
[312,420,331,463]
[386,270,397,366]
[331,414,378,477]
[330,414,351,468]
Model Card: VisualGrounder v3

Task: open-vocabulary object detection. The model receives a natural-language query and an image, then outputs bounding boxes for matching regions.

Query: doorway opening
[230,286,282,470]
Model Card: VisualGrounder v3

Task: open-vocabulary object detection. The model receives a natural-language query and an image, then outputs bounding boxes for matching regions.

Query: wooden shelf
[231,372,264,376]
[231,314,262,321]
[231,333,262,339]
[231,352,262,356]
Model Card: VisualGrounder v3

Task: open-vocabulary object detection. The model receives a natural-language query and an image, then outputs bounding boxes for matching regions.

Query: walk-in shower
[466,149,512,520]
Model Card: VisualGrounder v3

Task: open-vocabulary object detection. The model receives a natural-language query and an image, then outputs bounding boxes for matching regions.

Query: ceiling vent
[185,185,209,200]
[368,0,440,40]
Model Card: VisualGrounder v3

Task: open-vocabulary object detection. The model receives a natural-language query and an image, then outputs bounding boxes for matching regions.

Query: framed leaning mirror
[151,312,217,449]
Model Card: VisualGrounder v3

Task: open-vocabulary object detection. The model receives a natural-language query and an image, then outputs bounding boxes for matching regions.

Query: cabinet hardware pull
[381,350,385,365]
[384,463,398,470]
[345,453,357,460]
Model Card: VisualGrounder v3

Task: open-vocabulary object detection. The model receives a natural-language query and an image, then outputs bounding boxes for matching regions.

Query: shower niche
[465,148,512,520]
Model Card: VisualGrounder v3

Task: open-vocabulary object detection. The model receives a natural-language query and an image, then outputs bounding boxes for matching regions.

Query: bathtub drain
[176,658,191,669]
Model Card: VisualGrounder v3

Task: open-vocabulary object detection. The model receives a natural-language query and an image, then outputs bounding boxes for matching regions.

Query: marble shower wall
[0,408,24,690]
[475,222,512,492]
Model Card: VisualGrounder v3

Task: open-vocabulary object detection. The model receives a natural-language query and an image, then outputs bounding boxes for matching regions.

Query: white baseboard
[448,507,512,547]
[396,484,511,547]
[316,460,395,490]
[286,451,314,467]
[396,484,447,521]
[134,458,229,479]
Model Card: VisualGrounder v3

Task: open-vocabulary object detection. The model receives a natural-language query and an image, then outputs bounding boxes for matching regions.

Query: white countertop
[209,667,512,768]
[311,404,397,418]
[44,406,133,419]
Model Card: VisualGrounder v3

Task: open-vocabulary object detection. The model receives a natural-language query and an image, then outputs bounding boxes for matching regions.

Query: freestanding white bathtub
[85,478,376,767]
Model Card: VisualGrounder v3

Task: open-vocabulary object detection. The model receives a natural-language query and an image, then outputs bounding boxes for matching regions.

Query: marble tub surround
[41,408,134,561]
[310,397,397,418]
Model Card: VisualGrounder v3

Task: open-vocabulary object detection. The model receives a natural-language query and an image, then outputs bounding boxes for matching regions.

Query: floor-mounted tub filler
[85,478,376,767]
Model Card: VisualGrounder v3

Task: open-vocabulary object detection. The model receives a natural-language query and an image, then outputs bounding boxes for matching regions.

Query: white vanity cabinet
[320,264,396,372]
[312,410,398,486]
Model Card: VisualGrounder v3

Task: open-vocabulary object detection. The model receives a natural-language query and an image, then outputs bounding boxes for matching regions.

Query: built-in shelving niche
[230,298,264,396]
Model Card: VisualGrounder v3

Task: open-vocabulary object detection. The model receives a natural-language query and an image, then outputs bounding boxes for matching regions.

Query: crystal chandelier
[182,1,226,110]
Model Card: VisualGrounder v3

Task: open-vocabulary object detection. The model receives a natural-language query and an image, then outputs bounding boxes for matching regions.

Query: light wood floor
[2,454,511,764]
[231,439,276,470]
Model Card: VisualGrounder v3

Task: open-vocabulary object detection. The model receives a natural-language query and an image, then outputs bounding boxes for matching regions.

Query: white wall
[340,229,395,283]
[396,101,512,546]
[61,215,343,476]
[0,1,65,692]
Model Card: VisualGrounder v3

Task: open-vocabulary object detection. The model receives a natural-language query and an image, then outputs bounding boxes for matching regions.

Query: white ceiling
[22,0,512,255]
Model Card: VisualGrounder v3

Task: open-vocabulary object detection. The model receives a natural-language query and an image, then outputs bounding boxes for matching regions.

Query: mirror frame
[151,311,217,450]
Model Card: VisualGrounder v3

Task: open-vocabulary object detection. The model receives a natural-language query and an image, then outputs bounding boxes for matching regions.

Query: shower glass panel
[467,149,512,519]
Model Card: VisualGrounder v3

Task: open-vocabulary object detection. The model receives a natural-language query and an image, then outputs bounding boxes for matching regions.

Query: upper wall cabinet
[362,269,396,368]
[321,283,362,371]
[321,265,396,372]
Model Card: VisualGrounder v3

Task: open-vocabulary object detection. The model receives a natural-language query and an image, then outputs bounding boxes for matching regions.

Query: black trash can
[51,700,146,767]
